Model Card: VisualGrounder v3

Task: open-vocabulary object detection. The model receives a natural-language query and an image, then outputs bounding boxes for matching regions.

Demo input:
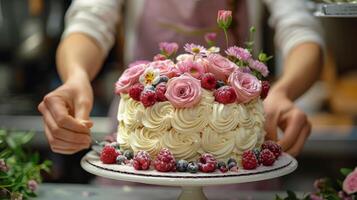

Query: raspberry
[140,89,157,107]
[214,86,237,104]
[261,140,282,158]
[201,73,217,90]
[259,149,276,166]
[176,160,189,172]
[155,83,167,102]
[242,150,259,170]
[260,80,270,99]
[129,83,144,101]
[187,162,199,173]
[154,148,176,172]
[198,153,217,173]
[100,145,120,164]
[133,150,151,170]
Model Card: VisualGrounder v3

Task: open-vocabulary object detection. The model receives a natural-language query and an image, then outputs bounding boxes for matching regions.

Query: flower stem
[223,28,229,49]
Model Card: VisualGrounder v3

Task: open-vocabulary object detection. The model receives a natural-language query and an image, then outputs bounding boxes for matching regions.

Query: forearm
[271,42,323,100]
[56,33,105,83]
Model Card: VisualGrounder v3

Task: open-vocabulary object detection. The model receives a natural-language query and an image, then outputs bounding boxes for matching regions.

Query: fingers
[39,101,91,154]
[286,121,311,156]
[74,98,93,121]
[43,95,90,133]
[277,109,307,151]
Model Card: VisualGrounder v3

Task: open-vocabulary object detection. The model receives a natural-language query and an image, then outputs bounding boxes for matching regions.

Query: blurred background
[0,0,356,195]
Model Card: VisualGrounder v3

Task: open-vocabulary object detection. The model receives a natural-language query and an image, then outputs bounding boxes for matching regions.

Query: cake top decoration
[115,10,271,109]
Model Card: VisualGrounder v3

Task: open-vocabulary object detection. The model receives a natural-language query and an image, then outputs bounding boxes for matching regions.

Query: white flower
[207,46,220,54]
[139,67,160,86]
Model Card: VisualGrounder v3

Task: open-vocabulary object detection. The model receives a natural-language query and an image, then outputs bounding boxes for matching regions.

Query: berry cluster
[241,140,282,170]
[100,142,134,165]
[129,76,169,107]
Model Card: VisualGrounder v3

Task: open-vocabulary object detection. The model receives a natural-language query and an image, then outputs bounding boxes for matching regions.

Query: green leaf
[287,190,298,199]
[0,149,12,159]
[275,195,284,200]
[5,137,16,149]
[0,170,8,178]
[19,132,34,145]
[340,168,353,177]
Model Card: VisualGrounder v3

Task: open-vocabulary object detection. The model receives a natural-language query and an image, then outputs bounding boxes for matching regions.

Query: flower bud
[217,10,232,29]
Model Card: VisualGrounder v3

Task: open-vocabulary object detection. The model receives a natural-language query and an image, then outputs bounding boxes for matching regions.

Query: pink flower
[343,168,357,195]
[128,60,150,68]
[248,59,269,77]
[225,46,252,62]
[165,74,202,108]
[177,60,205,79]
[204,32,217,44]
[115,64,146,94]
[228,70,262,103]
[217,10,232,29]
[159,42,179,56]
[206,54,236,80]
[184,43,206,57]
[27,180,38,192]
[148,60,177,78]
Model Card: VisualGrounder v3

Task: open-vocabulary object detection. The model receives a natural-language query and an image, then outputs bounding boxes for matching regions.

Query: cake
[114,42,270,164]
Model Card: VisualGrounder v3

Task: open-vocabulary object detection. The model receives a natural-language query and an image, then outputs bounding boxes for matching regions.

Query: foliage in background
[0,129,52,200]
[275,168,357,200]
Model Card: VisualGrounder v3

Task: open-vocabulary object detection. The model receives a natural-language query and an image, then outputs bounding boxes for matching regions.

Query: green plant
[276,167,357,200]
[0,129,52,199]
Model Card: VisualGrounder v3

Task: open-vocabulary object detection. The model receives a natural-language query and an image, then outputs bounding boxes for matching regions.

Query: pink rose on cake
[228,69,262,103]
[206,54,236,80]
[165,74,202,108]
[177,60,205,79]
[148,60,179,78]
[115,64,146,94]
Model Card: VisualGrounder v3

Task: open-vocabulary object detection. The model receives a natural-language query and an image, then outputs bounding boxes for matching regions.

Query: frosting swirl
[161,130,201,161]
[117,96,144,130]
[142,101,174,132]
[200,127,235,160]
[129,128,163,157]
[117,121,131,150]
[209,103,240,133]
[234,127,259,155]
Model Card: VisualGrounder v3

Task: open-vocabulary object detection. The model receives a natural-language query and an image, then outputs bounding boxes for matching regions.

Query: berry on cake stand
[82,141,297,200]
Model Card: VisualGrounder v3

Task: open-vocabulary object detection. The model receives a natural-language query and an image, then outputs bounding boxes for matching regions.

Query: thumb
[74,98,93,128]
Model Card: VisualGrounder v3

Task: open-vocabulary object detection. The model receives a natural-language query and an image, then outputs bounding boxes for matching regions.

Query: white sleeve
[264,0,325,57]
[62,0,123,56]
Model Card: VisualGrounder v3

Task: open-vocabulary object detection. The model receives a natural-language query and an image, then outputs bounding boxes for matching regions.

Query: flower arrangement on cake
[104,10,280,174]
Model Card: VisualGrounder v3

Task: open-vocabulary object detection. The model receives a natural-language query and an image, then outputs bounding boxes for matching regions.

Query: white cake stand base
[81,151,297,200]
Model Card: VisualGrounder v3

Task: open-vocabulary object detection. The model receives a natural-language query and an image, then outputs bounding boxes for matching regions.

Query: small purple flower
[204,32,217,44]
[184,43,206,57]
[248,59,269,77]
[0,159,8,172]
[27,180,38,192]
[225,46,252,62]
[159,42,179,57]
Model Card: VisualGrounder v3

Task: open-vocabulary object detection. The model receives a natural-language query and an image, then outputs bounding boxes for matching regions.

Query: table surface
[35,183,295,200]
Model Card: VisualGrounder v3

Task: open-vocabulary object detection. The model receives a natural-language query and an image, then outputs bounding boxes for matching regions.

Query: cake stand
[81,150,297,200]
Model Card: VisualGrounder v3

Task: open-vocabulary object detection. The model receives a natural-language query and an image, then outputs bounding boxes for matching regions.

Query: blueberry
[227,158,237,165]
[228,161,237,170]
[116,155,127,165]
[187,161,199,173]
[252,148,261,159]
[217,161,226,169]
[145,86,155,91]
[123,150,134,160]
[215,80,225,89]
[176,160,189,172]
[159,76,169,83]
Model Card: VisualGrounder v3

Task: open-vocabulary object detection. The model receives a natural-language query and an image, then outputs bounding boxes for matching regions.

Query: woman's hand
[38,75,93,154]
[263,91,311,156]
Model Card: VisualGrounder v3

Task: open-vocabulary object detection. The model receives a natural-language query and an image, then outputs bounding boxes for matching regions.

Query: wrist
[63,67,91,84]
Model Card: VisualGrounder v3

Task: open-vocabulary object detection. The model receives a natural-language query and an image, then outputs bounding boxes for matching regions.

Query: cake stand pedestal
[81,151,297,200]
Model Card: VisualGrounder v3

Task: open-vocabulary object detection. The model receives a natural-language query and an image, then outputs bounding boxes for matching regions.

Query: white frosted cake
[115,43,270,163]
